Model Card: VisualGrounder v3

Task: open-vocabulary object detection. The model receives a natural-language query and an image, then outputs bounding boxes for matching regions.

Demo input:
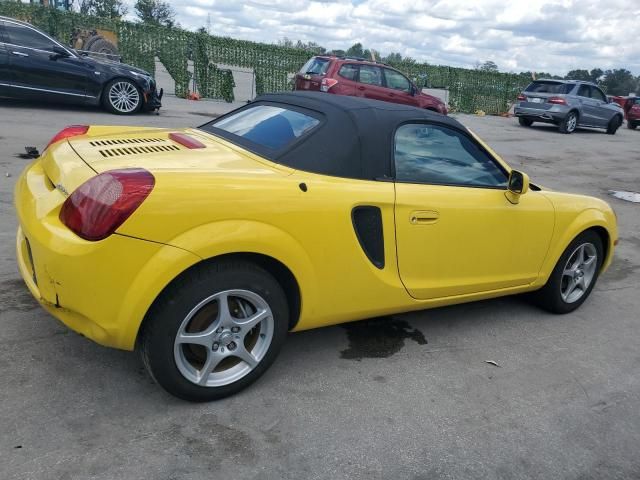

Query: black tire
[102,78,142,115]
[532,230,604,314]
[518,117,533,127]
[628,120,637,130]
[138,260,289,401]
[559,110,578,134]
[606,115,622,135]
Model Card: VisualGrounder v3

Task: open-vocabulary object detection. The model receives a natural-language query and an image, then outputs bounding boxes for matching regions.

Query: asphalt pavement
[1,95,639,480]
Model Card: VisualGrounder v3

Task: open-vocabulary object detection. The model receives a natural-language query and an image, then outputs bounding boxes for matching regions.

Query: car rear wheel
[532,230,603,314]
[518,117,533,127]
[139,260,289,401]
[628,121,637,130]
[559,111,578,134]
[103,78,142,115]
[606,115,622,135]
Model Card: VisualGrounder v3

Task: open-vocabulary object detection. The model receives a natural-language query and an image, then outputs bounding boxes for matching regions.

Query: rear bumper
[14,158,199,350]
[514,104,569,122]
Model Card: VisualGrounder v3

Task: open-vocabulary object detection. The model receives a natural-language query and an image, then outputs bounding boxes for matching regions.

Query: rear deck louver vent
[90,138,167,146]
[98,144,181,157]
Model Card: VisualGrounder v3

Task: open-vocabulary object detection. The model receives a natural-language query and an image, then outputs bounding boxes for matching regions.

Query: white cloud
[129,0,639,74]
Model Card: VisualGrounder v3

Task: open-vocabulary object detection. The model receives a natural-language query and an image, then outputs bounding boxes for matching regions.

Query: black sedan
[0,16,162,114]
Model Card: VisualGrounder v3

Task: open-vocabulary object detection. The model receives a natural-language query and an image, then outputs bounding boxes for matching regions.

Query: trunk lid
[65,126,292,176]
[294,56,331,91]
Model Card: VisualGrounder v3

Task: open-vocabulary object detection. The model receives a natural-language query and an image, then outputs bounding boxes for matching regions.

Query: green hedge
[0,2,529,112]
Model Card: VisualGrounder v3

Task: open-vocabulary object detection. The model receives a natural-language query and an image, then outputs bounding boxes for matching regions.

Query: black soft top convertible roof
[202,91,467,180]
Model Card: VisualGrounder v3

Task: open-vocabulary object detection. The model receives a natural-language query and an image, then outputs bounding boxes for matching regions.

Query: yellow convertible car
[15,92,617,401]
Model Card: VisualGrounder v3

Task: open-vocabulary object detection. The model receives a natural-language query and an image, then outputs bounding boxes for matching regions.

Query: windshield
[525,81,573,94]
[201,104,321,151]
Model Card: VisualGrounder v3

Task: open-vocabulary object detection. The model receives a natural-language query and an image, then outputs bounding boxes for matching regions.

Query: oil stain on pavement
[340,316,427,360]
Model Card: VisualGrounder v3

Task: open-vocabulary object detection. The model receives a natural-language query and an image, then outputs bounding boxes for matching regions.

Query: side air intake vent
[352,206,385,269]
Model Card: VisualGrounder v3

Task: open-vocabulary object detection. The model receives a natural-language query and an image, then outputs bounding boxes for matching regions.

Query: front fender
[536,207,617,286]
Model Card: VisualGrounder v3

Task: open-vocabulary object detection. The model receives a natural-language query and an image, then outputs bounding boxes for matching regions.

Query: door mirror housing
[505,170,529,204]
[411,84,418,96]
[50,45,70,60]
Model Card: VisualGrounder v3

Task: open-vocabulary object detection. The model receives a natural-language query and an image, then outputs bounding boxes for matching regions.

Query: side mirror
[411,85,418,96]
[50,45,70,60]
[505,170,529,204]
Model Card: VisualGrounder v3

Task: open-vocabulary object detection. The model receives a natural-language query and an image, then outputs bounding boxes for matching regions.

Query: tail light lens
[45,125,89,151]
[517,93,527,101]
[59,168,155,241]
[548,97,567,105]
[321,78,338,92]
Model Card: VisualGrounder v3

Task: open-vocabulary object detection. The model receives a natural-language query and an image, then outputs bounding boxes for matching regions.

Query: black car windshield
[525,81,573,94]
[200,104,321,151]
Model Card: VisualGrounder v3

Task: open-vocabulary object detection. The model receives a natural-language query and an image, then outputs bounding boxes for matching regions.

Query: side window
[577,85,590,98]
[590,86,607,102]
[358,65,383,86]
[338,64,358,81]
[4,23,57,51]
[394,123,508,188]
[384,69,411,92]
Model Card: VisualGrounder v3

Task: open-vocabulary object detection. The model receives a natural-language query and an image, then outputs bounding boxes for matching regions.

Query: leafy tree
[77,0,126,18]
[134,0,176,27]
[601,69,638,96]
[345,42,364,58]
[477,60,498,72]
[565,68,603,83]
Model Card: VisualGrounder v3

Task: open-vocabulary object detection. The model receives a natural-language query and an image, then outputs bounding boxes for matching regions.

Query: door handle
[12,51,29,57]
[357,86,365,91]
[410,210,440,224]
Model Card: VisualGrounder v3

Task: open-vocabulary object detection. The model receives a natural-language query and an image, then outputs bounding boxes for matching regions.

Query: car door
[589,86,615,126]
[355,65,388,102]
[4,20,88,102]
[382,68,416,106]
[393,122,555,300]
[575,84,600,126]
[334,63,358,96]
[0,21,11,95]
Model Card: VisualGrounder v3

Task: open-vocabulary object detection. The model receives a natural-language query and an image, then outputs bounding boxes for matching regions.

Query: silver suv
[514,79,624,134]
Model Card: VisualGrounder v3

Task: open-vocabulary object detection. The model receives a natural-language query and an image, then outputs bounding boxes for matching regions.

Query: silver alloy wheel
[560,243,598,303]
[108,81,140,113]
[566,113,577,132]
[173,289,274,387]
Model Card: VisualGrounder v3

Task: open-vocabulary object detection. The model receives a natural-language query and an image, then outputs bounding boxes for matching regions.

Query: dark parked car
[0,16,162,114]
[293,56,448,114]
[514,79,624,134]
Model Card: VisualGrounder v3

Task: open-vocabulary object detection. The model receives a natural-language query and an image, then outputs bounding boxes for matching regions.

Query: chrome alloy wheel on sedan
[560,243,598,303]
[107,80,141,114]
[173,290,274,387]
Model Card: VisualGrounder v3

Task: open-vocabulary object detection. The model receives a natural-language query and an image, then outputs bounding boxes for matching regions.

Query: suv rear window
[299,57,330,76]
[525,81,573,94]
[201,104,321,151]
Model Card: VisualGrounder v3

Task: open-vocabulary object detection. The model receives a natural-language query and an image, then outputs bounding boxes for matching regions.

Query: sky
[125,0,640,75]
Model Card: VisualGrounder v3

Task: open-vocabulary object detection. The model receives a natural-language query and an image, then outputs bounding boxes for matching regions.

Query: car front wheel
[139,260,289,401]
[103,79,142,115]
[606,115,622,135]
[559,111,578,134]
[532,230,603,314]
[628,121,637,130]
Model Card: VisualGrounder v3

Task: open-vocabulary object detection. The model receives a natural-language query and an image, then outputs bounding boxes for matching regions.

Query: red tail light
[548,97,567,105]
[59,168,155,241]
[321,78,338,92]
[45,125,89,151]
[517,93,527,101]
